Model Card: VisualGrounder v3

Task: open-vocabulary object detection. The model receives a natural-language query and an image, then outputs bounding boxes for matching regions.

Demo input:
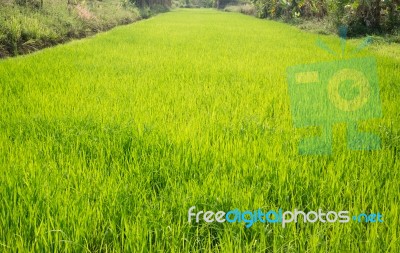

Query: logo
[287,27,382,155]
[188,206,384,228]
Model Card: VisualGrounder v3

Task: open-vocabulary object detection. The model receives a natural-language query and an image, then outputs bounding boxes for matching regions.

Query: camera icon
[287,57,382,155]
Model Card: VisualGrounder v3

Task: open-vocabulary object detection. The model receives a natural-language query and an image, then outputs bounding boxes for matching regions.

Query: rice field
[0,9,399,252]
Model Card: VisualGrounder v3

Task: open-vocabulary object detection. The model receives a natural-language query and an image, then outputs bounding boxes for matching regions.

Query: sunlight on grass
[0,9,399,252]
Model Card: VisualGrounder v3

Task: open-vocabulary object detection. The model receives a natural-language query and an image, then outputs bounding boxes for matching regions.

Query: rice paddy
[0,9,399,252]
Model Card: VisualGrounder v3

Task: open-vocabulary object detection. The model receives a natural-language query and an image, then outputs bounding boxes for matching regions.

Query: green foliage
[131,0,172,8]
[0,9,399,251]
[191,0,215,7]
[250,0,300,20]
[1,16,22,55]
[250,0,400,36]
[174,0,214,8]
[0,0,162,57]
[224,3,256,15]
[15,0,43,8]
[139,6,152,17]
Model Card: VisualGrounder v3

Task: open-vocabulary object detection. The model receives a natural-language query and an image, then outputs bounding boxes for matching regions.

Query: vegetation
[173,0,214,8]
[224,3,256,16]
[238,0,400,36]
[0,9,399,252]
[176,0,400,37]
[0,0,170,58]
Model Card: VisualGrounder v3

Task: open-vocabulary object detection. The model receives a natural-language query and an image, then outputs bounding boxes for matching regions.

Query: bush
[150,4,170,13]
[0,0,166,57]
[15,0,43,8]
[139,6,152,18]
[2,16,22,55]
[224,3,256,16]
[249,0,400,36]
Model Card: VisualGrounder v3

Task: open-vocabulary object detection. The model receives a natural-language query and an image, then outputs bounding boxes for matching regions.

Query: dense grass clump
[0,9,399,252]
[0,0,145,58]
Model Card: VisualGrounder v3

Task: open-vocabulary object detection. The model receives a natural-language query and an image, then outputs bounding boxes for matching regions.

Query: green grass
[0,0,142,58]
[0,8,399,252]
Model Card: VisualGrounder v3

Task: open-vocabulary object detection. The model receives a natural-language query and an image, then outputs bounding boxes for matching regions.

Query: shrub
[3,16,22,55]
[15,0,43,8]
[0,0,164,57]
[224,3,256,16]
[249,0,400,36]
